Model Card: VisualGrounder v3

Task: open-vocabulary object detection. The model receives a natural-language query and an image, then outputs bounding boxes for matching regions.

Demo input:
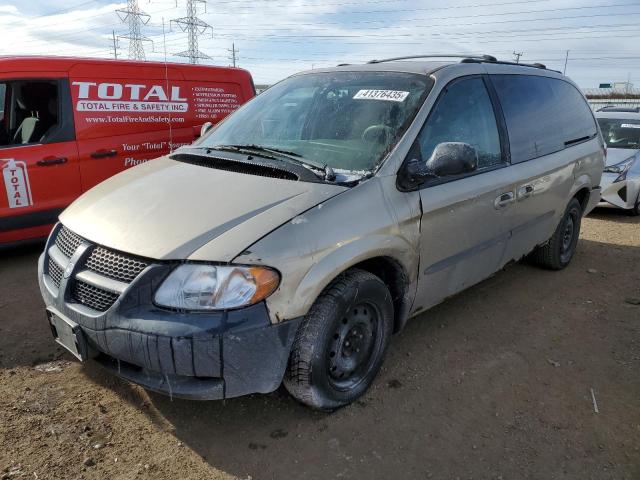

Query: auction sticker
[621,123,640,129]
[353,90,410,102]
[2,159,33,208]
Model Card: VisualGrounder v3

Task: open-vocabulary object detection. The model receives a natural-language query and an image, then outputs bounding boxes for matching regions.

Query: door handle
[90,149,117,159]
[517,184,535,199]
[494,191,515,209]
[37,156,67,166]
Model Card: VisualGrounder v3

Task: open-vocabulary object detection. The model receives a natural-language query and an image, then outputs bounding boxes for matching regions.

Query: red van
[0,56,255,246]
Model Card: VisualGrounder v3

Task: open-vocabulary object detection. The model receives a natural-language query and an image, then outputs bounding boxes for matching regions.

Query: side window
[0,83,7,145]
[549,79,597,142]
[0,80,67,149]
[415,77,503,173]
[491,75,597,164]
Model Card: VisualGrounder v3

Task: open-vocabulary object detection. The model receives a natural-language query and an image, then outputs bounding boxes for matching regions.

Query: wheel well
[574,187,590,212]
[350,257,409,333]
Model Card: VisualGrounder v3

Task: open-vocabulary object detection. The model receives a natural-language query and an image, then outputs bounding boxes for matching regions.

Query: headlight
[603,155,635,178]
[154,264,279,311]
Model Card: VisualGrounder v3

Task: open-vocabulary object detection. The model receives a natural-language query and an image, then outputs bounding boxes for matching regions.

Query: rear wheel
[530,198,582,270]
[283,269,393,410]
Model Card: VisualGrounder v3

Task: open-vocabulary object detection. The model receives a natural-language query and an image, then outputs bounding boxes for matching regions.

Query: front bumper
[37,228,300,401]
[597,172,640,210]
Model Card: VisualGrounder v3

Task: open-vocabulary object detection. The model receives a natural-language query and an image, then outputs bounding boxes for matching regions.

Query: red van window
[0,80,72,148]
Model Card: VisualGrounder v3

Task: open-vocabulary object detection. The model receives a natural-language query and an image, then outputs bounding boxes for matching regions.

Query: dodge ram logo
[63,262,75,279]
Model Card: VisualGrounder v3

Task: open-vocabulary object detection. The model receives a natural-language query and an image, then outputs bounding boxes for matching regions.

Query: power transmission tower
[513,51,523,63]
[171,0,213,64]
[227,43,239,67]
[116,0,152,60]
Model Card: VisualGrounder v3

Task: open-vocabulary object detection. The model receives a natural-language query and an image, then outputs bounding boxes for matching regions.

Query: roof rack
[596,106,640,113]
[367,54,496,64]
[365,54,561,73]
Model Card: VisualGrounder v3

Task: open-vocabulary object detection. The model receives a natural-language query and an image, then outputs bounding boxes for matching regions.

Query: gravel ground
[1,209,639,480]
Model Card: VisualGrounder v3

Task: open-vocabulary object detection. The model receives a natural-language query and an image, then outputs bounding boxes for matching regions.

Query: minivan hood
[60,156,347,261]
[605,147,639,166]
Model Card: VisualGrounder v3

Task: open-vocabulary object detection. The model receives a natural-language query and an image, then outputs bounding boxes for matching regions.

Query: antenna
[171,0,213,64]
[227,42,239,67]
[162,18,174,153]
[116,0,153,60]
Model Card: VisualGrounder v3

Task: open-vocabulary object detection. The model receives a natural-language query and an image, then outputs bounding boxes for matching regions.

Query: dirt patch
[1,210,639,479]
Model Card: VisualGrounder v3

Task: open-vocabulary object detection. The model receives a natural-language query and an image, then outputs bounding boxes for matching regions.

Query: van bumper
[38,252,301,401]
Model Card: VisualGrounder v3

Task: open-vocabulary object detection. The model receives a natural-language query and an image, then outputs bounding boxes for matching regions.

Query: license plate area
[47,310,87,362]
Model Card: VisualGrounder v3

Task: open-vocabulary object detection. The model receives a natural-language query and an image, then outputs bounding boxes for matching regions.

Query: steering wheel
[362,125,394,143]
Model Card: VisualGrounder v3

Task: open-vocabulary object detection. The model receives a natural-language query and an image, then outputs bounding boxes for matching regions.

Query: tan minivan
[38,55,604,410]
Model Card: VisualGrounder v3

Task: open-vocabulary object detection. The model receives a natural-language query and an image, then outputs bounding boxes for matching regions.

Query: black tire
[531,198,583,270]
[283,269,394,410]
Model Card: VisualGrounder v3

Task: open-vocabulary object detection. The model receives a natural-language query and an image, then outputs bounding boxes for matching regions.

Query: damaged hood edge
[60,156,348,261]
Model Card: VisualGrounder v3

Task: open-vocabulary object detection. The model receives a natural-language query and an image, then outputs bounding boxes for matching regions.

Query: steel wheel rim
[560,213,576,262]
[327,302,380,391]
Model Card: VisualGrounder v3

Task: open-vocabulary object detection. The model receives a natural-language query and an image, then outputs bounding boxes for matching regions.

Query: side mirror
[200,122,213,138]
[426,142,478,177]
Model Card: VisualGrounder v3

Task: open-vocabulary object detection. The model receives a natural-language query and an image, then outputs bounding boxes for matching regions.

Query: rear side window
[491,75,597,163]
[549,80,597,145]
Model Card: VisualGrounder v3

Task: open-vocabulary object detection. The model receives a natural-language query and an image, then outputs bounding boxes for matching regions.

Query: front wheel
[530,198,582,270]
[283,269,394,410]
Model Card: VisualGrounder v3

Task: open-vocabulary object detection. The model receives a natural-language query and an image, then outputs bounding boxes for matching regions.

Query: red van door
[0,78,80,244]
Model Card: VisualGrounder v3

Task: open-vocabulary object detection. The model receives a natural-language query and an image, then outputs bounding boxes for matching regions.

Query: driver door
[410,75,518,312]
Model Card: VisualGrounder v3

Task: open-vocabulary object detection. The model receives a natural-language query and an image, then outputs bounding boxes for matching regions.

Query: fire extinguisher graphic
[2,159,33,208]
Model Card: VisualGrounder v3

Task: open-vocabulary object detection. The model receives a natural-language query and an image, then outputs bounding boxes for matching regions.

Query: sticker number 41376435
[2,159,33,208]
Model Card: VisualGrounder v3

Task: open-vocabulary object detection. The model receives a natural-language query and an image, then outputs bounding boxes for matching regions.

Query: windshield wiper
[209,144,336,181]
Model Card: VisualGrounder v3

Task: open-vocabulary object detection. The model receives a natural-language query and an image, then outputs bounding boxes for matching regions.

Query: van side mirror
[200,122,213,137]
[398,142,479,191]
[426,142,478,177]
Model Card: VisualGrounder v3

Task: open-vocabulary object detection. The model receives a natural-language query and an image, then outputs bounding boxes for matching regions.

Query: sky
[0,0,638,87]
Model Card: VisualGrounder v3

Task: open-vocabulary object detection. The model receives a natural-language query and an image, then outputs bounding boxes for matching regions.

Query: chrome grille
[72,281,119,312]
[49,225,153,312]
[55,226,83,258]
[48,258,63,288]
[85,246,148,283]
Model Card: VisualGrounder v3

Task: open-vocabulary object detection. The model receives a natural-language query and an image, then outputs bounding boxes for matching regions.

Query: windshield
[196,71,432,172]
[597,118,640,149]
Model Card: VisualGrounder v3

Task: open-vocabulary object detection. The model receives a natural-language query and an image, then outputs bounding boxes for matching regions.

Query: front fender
[233,176,422,324]
[291,234,418,321]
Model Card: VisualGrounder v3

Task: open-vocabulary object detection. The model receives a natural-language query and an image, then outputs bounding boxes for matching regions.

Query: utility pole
[171,0,213,64]
[563,50,569,75]
[112,30,118,59]
[227,43,238,67]
[513,51,523,64]
[116,0,152,60]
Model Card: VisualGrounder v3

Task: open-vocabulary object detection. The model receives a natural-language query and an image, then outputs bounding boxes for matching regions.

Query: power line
[116,0,152,60]
[14,2,640,46]
[170,0,213,64]
[203,0,640,16]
